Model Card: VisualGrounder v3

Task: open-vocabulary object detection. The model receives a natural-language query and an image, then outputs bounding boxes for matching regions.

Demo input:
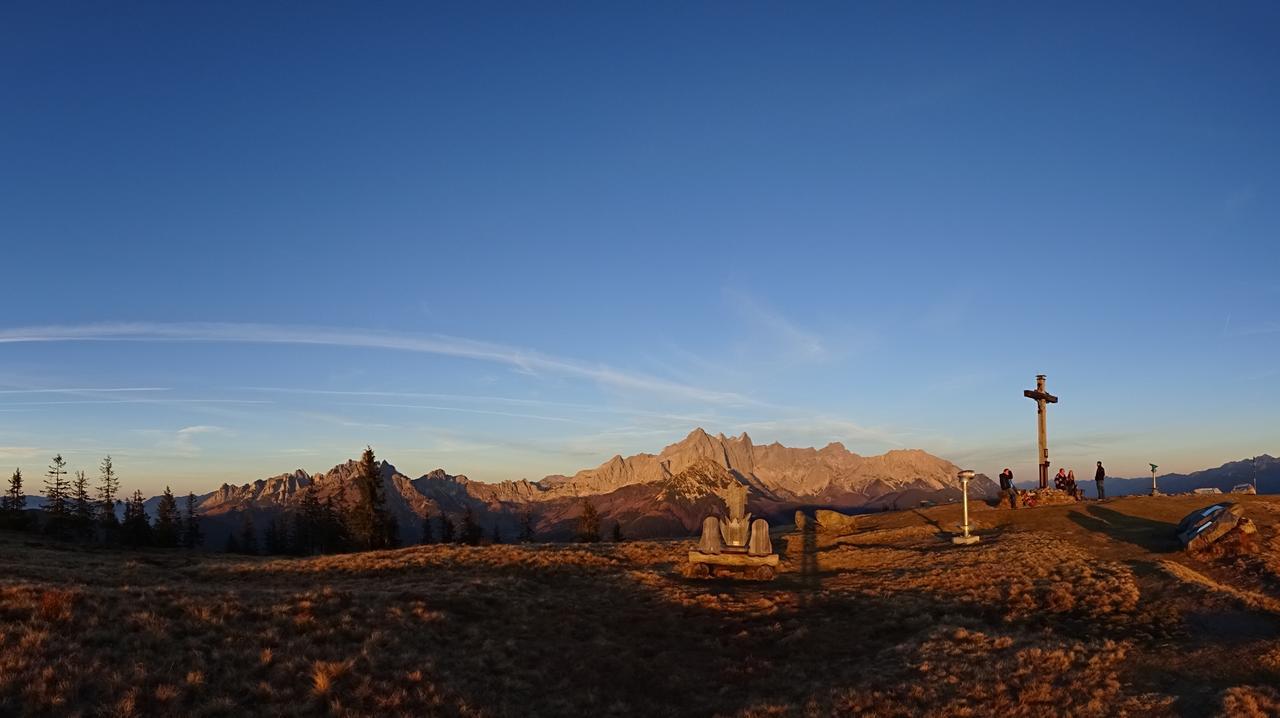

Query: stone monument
[688,481,779,580]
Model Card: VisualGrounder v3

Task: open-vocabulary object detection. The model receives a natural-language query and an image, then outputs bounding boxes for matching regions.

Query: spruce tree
[491,523,502,544]
[576,498,601,543]
[182,492,203,548]
[611,521,624,543]
[460,506,482,546]
[439,514,456,544]
[43,454,70,522]
[154,486,180,547]
[70,470,94,538]
[293,489,322,554]
[2,468,24,512]
[419,508,434,545]
[96,456,121,531]
[321,493,348,554]
[348,446,391,550]
[121,489,152,546]
[238,512,258,555]
[518,509,535,543]
[263,515,289,554]
[1,468,27,530]
[224,533,240,554]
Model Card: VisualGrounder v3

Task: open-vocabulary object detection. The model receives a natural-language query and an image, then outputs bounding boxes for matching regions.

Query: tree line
[0,454,203,549]
[1,445,626,555]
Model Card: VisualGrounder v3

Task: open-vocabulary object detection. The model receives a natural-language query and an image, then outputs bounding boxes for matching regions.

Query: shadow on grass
[1067,505,1181,553]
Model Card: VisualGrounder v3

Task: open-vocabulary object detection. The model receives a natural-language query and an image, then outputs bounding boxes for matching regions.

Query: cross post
[1022,374,1058,490]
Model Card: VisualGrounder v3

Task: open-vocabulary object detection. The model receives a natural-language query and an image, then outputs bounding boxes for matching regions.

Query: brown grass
[0,495,1277,716]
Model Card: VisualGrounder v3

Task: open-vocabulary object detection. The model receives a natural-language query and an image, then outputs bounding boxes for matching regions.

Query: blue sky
[2,2,1278,494]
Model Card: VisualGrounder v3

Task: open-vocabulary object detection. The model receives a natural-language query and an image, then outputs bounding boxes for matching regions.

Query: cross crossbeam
[1023,374,1058,490]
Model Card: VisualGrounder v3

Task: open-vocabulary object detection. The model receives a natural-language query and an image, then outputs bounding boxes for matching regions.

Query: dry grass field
[2,494,1279,717]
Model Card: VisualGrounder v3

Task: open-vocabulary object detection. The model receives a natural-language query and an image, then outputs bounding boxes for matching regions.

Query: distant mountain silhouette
[153,428,997,547]
[17,445,1275,546]
[1101,455,1278,498]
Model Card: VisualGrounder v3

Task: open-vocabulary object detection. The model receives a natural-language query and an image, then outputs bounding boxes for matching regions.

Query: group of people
[997,461,1107,509]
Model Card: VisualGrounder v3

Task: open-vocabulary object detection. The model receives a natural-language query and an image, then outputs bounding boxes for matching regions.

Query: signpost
[1150,463,1159,496]
[952,470,979,545]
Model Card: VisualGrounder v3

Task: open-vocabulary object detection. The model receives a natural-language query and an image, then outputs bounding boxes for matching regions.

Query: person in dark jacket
[999,468,1017,509]
[1094,461,1106,500]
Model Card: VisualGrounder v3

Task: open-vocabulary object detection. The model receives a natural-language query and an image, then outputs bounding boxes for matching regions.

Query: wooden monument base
[687,550,779,581]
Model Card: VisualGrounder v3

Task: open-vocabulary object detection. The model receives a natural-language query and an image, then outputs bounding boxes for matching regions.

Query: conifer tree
[518,508,535,543]
[1,468,27,530]
[238,512,258,555]
[293,489,322,555]
[460,506,482,546]
[419,508,434,545]
[491,523,502,544]
[347,446,391,550]
[387,514,400,548]
[576,498,601,543]
[439,514,456,544]
[153,486,180,547]
[70,470,94,538]
[224,533,240,554]
[43,454,70,523]
[263,515,289,554]
[96,456,121,531]
[121,489,152,546]
[71,469,94,522]
[182,492,203,548]
[611,521,624,543]
[321,493,349,554]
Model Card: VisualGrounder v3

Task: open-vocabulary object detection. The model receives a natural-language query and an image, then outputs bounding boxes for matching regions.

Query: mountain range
[1103,454,1278,497]
[172,428,994,547]
[18,431,1274,549]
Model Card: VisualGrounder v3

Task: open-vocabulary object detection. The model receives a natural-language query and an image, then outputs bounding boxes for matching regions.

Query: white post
[952,469,979,545]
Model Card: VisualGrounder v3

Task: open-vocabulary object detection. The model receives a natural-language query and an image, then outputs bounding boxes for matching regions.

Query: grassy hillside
[2,495,1279,716]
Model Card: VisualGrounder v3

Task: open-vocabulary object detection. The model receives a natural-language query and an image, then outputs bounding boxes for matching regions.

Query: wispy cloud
[0,387,168,395]
[344,402,586,424]
[245,387,718,425]
[135,425,231,457]
[0,446,41,460]
[723,289,828,361]
[0,322,754,406]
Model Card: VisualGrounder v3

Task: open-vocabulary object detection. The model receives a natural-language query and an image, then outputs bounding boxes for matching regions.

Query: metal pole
[952,470,979,545]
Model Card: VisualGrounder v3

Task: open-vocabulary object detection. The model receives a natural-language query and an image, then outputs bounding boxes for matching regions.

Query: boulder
[814,509,858,535]
[1195,518,1260,558]
[1176,503,1257,555]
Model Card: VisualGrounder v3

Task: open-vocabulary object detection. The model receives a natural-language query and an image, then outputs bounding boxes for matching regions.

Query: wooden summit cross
[1023,374,1059,490]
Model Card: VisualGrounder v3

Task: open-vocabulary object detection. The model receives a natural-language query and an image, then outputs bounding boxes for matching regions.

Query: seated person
[1064,469,1081,500]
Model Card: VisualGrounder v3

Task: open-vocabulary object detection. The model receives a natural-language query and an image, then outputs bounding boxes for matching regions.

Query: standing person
[1094,461,1106,500]
[999,468,1017,509]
